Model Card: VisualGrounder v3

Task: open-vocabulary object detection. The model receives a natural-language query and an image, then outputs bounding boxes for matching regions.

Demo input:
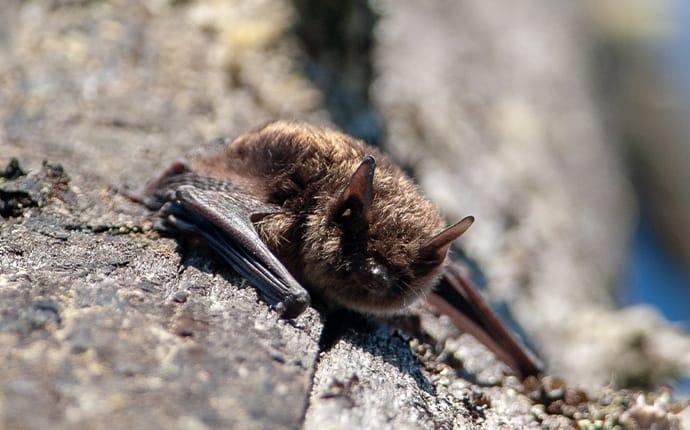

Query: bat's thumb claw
[277,291,311,319]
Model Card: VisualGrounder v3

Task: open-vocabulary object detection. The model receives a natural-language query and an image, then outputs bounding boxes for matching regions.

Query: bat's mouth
[322,281,423,315]
[352,265,444,315]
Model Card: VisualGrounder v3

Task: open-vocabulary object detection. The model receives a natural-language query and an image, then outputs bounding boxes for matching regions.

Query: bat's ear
[419,216,474,263]
[333,156,376,225]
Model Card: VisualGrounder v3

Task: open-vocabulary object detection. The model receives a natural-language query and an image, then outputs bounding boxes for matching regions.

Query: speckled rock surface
[1,1,688,429]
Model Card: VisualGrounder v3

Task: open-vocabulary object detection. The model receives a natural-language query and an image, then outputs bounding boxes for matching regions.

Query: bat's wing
[135,163,310,318]
[427,263,543,377]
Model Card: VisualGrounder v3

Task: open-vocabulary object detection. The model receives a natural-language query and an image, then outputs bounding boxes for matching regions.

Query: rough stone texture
[1,1,689,429]
[372,0,690,389]
[304,319,542,429]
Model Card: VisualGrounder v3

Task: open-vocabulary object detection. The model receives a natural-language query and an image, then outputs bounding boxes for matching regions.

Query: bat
[128,121,542,377]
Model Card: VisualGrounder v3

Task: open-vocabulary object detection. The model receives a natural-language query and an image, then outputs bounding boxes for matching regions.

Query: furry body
[189,121,447,313]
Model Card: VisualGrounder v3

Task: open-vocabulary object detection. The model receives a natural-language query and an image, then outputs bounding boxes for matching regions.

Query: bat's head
[301,155,474,314]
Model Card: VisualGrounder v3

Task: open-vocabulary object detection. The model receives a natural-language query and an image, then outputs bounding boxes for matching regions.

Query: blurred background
[0,0,688,394]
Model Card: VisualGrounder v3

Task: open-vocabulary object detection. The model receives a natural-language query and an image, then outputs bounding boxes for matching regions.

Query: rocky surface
[0,1,688,429]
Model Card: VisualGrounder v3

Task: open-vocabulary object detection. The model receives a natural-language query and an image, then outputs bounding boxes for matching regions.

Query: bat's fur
[190,121,448,313]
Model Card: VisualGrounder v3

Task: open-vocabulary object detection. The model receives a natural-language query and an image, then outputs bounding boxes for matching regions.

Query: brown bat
[130,121,542,377]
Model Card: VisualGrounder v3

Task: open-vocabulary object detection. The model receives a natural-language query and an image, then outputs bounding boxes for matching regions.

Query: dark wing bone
[139,164,310,318]
[428,263,543,377]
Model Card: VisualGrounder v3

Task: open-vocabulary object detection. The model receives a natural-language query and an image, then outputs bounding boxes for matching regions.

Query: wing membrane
[428,263,542,377]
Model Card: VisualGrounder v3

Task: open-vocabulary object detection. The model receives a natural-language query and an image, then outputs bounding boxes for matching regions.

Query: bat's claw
[277,290,310,319]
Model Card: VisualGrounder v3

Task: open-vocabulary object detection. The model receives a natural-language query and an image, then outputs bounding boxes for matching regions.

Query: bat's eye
[370,263,389,283]
[365,259,393,291]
